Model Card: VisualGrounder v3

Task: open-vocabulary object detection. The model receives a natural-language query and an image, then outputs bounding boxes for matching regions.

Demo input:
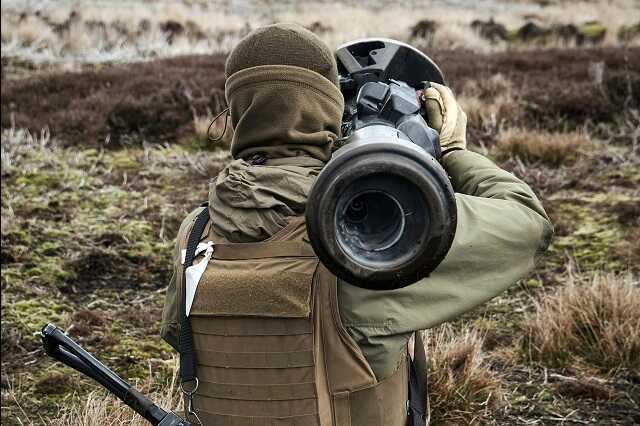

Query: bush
[525,273,640,372]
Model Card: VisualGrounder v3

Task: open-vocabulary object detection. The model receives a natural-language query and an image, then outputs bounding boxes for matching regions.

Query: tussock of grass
[525,273,640,372]
[494,129,591,166]
[423,326,505,424]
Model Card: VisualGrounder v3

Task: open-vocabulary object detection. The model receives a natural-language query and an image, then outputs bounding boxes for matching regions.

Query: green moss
[15,171,62,189]
[3,298,70,339]
[577,22,607,39]
[190,134,225,151]
[545,192,632,271]
[26,259,77,285]
[2,227,33,245]
[1,266,25,287]
[108,151,140,170]
[38,241,62,256]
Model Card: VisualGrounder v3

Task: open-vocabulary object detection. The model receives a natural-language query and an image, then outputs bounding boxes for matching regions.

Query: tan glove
[421,82,468,153]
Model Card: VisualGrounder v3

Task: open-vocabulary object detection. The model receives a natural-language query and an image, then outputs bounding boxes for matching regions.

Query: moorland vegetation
[2,0,639,424]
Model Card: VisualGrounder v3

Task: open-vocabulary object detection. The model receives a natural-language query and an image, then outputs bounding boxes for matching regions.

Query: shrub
[421,325,504,424]
[525,273,640,372]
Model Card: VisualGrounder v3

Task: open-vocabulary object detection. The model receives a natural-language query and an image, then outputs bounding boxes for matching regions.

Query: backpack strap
[179,205,210,424]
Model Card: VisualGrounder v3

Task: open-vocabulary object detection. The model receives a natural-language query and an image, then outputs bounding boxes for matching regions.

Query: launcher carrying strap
[179,206,211,386]
[408,331,429,426]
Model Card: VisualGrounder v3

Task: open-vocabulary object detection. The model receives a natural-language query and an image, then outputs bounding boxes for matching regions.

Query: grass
[191,109,233,151]
[1,0,638,66]
[2,3,640,423]
[494,129,591,166]
[0,125,227,424]
[525,273,640,372]
[424,326,505,424]
[50,359,181,426]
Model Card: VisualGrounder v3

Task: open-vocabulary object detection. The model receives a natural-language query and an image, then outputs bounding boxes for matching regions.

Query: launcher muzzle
[306,39,457,290]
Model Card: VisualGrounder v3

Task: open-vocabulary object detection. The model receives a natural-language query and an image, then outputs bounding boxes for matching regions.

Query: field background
[1,0,639,424]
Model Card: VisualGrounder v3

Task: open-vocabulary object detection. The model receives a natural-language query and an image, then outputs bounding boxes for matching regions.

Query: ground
[1,1,639,425]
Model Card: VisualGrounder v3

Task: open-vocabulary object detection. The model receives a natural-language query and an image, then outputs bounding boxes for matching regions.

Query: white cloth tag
[184,241,214,317]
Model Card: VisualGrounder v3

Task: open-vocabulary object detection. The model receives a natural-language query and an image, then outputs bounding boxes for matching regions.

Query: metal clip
[180,378,202,426]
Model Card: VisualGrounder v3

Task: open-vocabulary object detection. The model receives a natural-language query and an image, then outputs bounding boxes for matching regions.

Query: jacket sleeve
[338,150,553,379]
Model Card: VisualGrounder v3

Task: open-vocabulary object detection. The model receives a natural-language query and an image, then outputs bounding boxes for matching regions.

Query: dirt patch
[553,377,615,401]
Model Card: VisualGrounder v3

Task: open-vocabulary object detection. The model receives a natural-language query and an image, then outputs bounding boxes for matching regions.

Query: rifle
[41,323,191,426]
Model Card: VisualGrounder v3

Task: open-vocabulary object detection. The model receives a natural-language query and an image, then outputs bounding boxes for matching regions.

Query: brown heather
[525,273,640,372]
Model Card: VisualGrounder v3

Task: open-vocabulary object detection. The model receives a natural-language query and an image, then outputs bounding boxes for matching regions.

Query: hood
[209,156,325,242]
[225,64,344,162]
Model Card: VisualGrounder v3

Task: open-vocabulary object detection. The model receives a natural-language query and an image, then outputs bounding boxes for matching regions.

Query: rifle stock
[41,324,191,426]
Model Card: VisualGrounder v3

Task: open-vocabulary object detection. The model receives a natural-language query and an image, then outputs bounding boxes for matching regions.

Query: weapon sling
[179,205,210,423]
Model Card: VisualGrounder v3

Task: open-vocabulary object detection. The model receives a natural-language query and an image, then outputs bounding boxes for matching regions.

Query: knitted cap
[225,22,339,87]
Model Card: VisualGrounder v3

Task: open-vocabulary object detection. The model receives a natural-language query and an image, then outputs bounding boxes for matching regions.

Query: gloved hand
[420,82,468,153]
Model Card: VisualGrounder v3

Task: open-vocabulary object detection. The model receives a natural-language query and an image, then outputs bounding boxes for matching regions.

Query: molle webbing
[189,217,321,424]
[189,317,319,425]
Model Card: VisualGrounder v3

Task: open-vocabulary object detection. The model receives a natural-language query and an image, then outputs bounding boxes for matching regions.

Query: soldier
[161,23,553,425]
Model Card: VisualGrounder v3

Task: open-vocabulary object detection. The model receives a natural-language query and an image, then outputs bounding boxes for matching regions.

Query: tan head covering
[225,22,340,87]
[224,23,344,162]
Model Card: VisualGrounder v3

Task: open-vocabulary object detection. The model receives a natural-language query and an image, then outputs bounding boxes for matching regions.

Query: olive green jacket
[160,149,553,380]
[337,149,552,378]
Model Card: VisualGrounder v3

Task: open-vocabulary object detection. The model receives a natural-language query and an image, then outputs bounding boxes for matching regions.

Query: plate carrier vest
[177,208,411,426]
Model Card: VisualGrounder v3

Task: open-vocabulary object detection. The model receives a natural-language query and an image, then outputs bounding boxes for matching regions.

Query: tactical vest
[179,213,409,426]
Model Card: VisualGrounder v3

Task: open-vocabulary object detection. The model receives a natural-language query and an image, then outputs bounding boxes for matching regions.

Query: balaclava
[224,23,344,162]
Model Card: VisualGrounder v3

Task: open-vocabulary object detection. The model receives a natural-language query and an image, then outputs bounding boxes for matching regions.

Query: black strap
[408,357,427,426]
[179,206,210,385]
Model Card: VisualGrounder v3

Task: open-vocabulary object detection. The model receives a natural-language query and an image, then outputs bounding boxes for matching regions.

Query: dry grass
[457,73,518,144]
[192,110,233,150]
[525,273,640,372]
[1,0,638,65]
[494,128,591,166]
[1,1,247,63]
[423,325,505,424]
[51,359,182,426]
